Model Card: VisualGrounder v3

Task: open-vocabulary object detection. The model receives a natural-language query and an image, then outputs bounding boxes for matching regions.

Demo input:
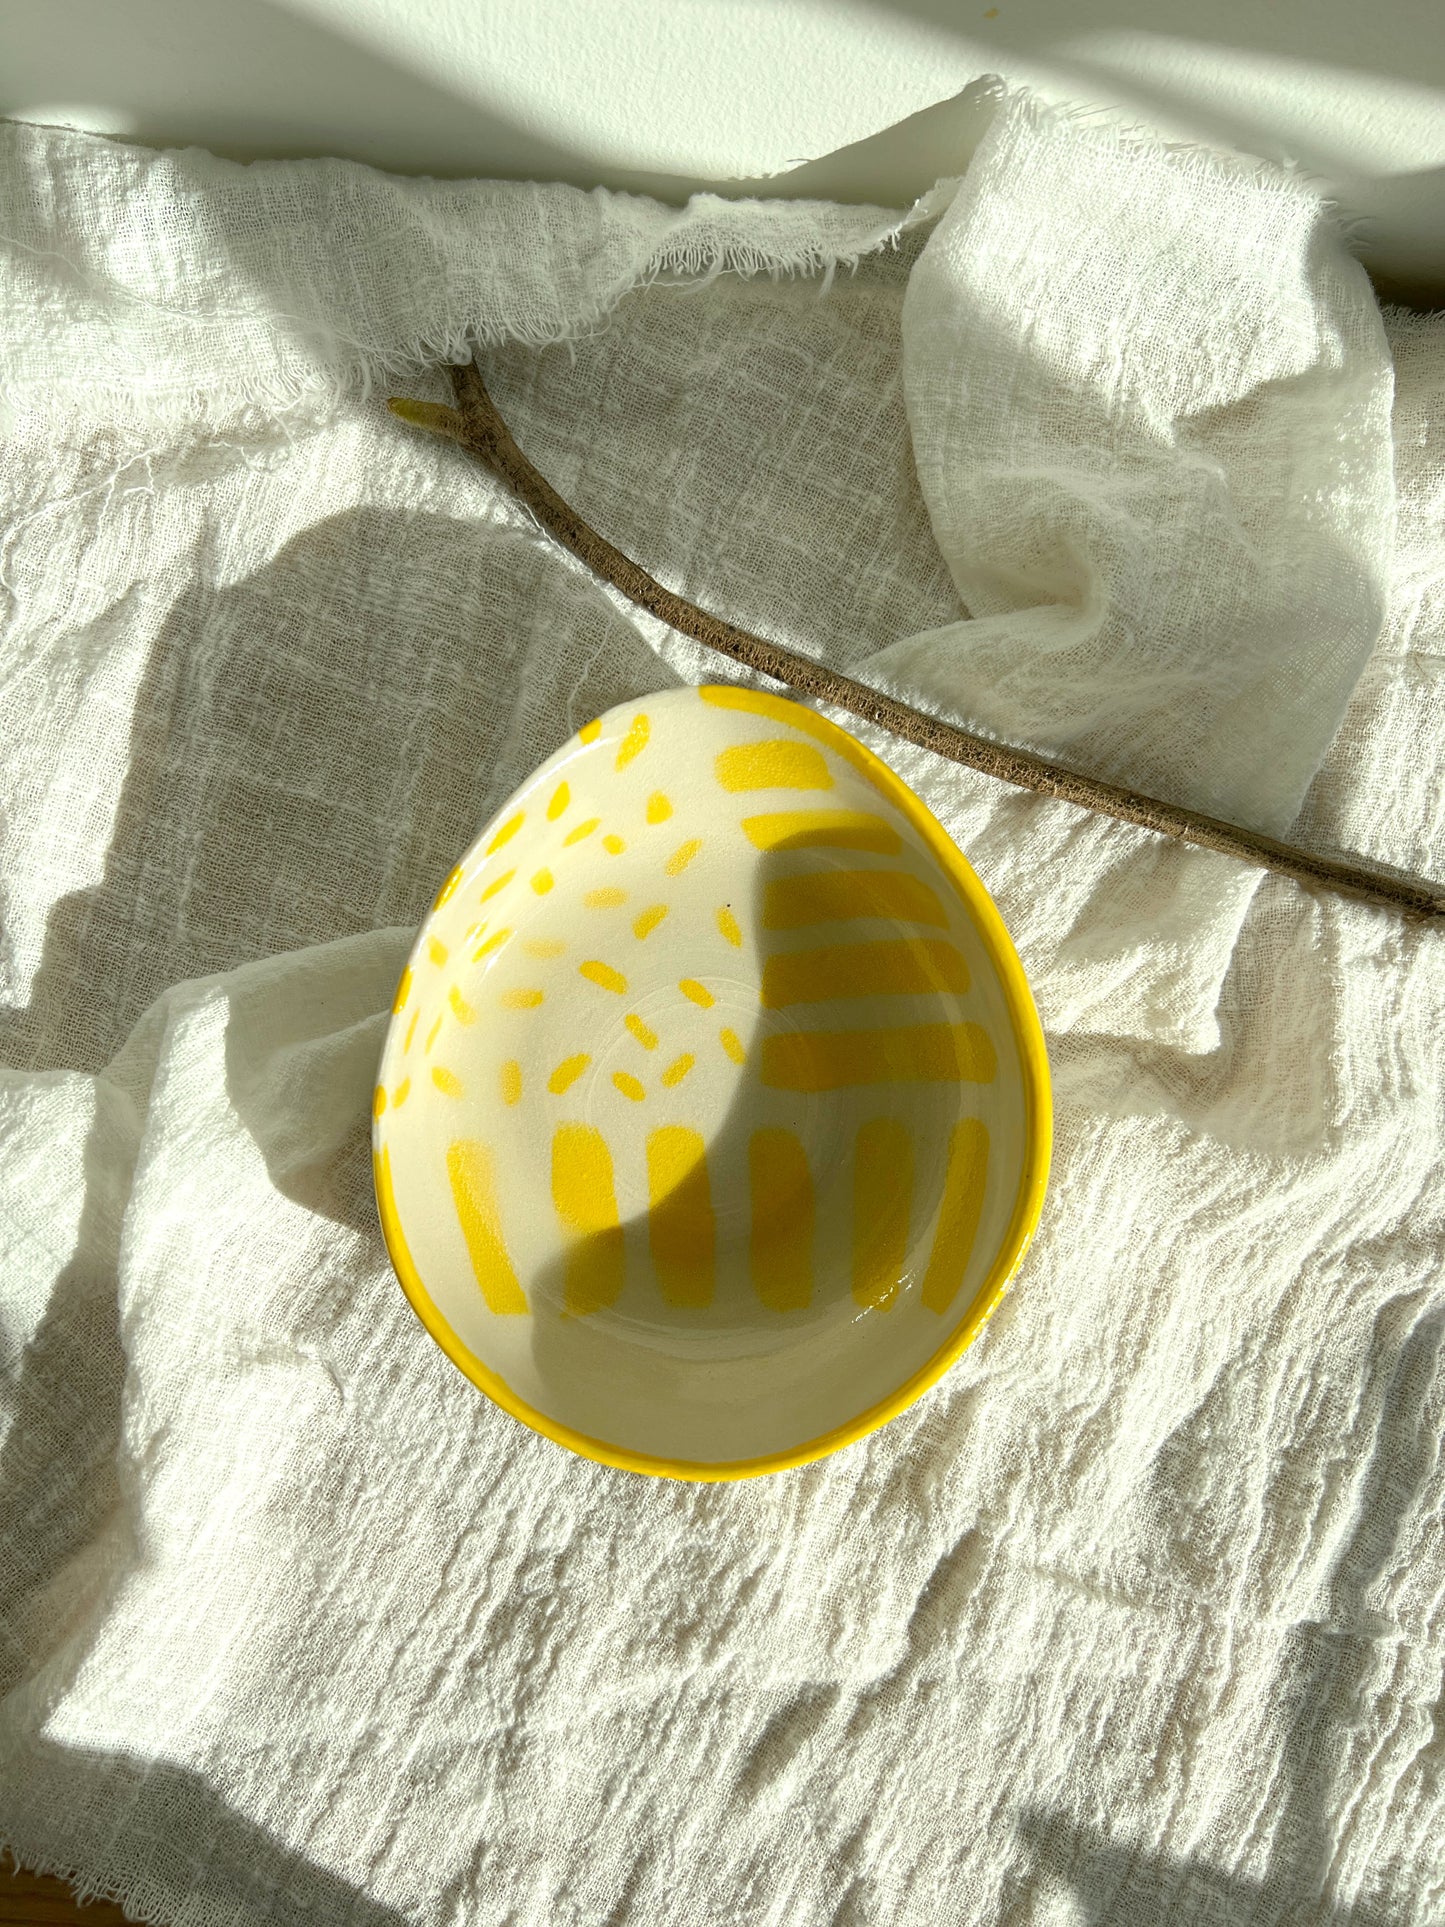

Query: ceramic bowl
[372,685,1050,1478]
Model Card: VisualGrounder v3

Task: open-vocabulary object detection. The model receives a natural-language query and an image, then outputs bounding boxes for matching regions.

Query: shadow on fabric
[2,1742,410,1927]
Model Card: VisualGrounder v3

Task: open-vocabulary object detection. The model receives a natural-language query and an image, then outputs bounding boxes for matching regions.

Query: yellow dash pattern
[564,817,601,846]
[425,1016,442,1055]
[602,834,626,855]
[625,1013,658,1050]
[552,1123,625,1315]
[719,1026,745,1064]
[749,1129,814,1311]
[763,868,948,931]
[761,938,969,1008]
[463,919,486,942]
[646,792,673,824]
[474,928,512,961]
[633,904,669,940]
[585,887,627,909]
[647,1127,715,1308]
[852,1118,912,1311]
[921,1119,990,1314]
[548,1053,591,1095]
[447,1139,528,1314]
[392,966,412,1013]
[480,868,515,903]
[580,960,628,995]
[523,937,567,959]
[487,811,525,854]
[679,978,715,1009]
[432,1066,464,1098]
[547,780,570,821]
[716,906,743,948]
[449,985,476,1025]
[579,717,602,745]
[495,1061,521,1106]
[428,936,450,967]
[661,1052,695,1088]
[500,988,545,1010]
[762,1021,996,1091]
[393,1076,411,1108]
[404,1011,418,1052]
[613,1071,646,1103]
[531,868,554,895]
[742,810,901,855]
[665,837,703,876]
[432,865,463,910]
[616,712,651,769]
[715,739,833,793]
[372,1084,387,1118]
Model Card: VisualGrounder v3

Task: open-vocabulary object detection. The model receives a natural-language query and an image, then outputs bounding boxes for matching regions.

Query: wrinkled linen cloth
[2,87,1444,1927]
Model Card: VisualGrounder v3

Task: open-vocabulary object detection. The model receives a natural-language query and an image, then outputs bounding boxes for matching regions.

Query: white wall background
[4,0,1443,296]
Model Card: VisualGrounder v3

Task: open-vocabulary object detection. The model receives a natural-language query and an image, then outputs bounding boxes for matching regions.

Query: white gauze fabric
[2,92,1444,1927]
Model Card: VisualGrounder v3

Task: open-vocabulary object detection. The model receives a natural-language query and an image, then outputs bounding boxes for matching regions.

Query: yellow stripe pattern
[763,868,947,931]
[384,685,1012,1344]
[741,810,901,854]
[921,1119,990,1314]
[647,1127,715,1308]
[749,1129,814,1311]
[715,740,833,793]
[852,1118,912,1311]
[761,1021,996,1091]
[761,938,969,1008]
[447,1140,527,1314]
[551,1125,625,1315]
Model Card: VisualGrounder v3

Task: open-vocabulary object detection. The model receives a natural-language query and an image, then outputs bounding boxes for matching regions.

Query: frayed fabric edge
[0,175,953,444]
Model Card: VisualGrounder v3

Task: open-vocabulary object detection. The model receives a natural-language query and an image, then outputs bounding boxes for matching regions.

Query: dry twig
[389,364,1445,924]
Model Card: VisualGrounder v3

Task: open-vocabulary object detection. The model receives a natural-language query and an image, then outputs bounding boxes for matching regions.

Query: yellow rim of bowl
[373,684,1052,1481]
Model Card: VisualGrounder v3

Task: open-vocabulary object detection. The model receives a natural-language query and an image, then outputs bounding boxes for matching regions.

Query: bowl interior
[374,685,1047,1474]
